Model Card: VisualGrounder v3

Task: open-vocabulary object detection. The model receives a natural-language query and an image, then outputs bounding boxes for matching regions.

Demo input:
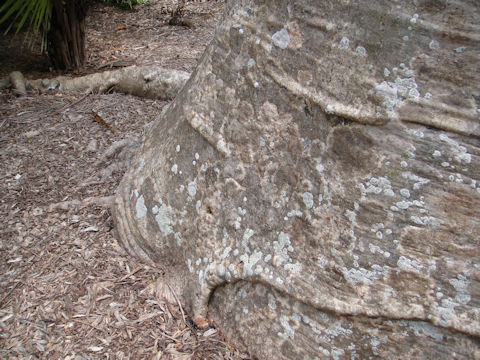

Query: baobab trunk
[114,0,480,358]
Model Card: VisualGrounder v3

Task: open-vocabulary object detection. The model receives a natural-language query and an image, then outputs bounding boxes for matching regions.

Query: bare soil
[0,1,251,359]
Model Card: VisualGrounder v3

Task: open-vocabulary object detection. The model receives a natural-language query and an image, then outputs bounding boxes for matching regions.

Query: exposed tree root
[2,65,190,100]
[9,71,27,96]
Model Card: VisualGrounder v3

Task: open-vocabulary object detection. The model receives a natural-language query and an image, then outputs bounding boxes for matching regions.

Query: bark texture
[114,0,480,358]
[48,0,87,70]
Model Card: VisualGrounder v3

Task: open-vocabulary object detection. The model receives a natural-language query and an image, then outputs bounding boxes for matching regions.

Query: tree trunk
[113,0,480,358]
[47,0,87,71]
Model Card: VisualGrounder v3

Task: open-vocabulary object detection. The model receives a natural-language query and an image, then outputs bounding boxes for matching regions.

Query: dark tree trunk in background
[47,0,87,71]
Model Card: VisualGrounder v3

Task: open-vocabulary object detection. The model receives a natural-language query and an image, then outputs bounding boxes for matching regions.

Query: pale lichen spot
[220,247,232,259]
[278,315,296,340]
[198,270,204,285]
[363,176,395,197]
[135,195,147,219]
[342,266,385,285]
[439,134,471,164]
[242,228,255,250]
[396,200,411,210]
[302,192,314,209]
[216,264,226,278]
[315,157,324,173]
[402,321,444,341]
[326,104,335,114]
[409,88,420,99]
[449,274,471,305]
[400,188,411,198]
[176,144,181,152]
[175,232,183,246]
[171,164,178,174]
[272,28,290,49]
[155,204,174,236]
[345,209,357,225]
[317,256,328,269]
[355,46,367,56]
[410,215,443,228]
[284,262,302,274]
[402,171,430,189]
[239,250,263,277]
[429,40,440,50]
[216,138,230,156]
[187,181,197,197]
[397,256,423,273]
[338,36,350,50]
[268,294,277,310]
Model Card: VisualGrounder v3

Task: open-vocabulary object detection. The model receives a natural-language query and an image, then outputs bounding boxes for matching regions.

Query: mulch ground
[0,1,251,358]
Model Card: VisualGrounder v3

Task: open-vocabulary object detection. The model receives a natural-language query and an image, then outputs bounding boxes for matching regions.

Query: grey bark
[114,0,480,358]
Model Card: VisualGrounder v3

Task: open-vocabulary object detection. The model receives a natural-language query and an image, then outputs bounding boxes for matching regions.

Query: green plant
[0,0,52,51]
[102,0,143,10]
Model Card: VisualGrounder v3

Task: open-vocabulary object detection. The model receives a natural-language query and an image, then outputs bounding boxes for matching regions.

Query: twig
[185,316,199,342]
[18,319,48,334]
[54,91,90,114]
[0,281,22,306]
[0,118,8,130]
[92,109,115,133]
[119,265,144,282]
[71,318,107,333]
[166,283,186,326]
[159,328,180,343]
[0,228,18,235]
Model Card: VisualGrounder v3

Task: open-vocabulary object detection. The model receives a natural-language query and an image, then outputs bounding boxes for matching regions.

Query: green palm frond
[0,0,52,49]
